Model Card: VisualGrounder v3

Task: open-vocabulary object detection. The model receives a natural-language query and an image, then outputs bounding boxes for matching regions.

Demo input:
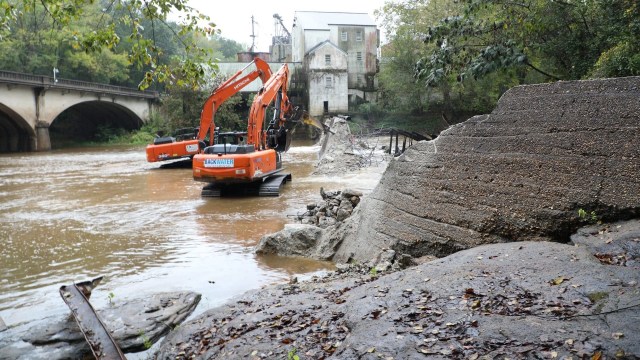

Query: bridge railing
[0,70,159,99]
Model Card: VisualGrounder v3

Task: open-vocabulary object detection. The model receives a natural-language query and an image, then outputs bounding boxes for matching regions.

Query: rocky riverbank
[155,76,640,359]
[158,224,640,359]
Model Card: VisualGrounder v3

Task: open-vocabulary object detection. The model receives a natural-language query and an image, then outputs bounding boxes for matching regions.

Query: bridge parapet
[0,70,160,99]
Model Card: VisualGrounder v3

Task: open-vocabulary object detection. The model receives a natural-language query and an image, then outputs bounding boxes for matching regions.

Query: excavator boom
[145,58,272,162]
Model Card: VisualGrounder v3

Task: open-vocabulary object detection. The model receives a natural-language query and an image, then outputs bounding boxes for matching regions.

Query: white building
[291,11,379,116]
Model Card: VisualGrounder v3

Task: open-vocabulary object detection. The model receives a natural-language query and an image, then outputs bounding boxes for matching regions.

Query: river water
[0,142,385,331]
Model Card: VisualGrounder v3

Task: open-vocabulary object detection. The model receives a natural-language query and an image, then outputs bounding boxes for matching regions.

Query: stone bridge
[0,71,159,152]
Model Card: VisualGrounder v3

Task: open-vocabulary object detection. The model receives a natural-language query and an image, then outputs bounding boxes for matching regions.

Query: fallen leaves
[594,252,628,266]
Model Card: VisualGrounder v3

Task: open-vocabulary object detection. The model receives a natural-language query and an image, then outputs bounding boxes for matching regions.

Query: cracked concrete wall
[331,76,640,263]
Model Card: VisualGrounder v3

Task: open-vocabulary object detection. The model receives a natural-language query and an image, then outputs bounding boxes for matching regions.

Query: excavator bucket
[301,113,326,132]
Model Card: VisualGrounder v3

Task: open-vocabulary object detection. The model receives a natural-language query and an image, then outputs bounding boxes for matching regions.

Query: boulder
[0,291,200,359]
[255,224,325,258]
[329,77,640,263]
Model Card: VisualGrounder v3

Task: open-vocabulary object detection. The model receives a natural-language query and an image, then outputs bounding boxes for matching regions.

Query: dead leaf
[566,339,574,345]
[465,288,476,295]
[612,332,624,339]
[592,351,602,360]
[418,348,438,355]
[471,300,481,309]
[551,276,568,285]
[367,347,376,353]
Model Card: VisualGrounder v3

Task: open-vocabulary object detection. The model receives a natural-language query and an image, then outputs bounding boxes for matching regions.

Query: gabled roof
[294,11,376,30]
[306,40,347,56]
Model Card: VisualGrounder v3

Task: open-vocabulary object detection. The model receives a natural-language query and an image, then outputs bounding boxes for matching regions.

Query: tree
[0,0,218,89]
[214,36,245,61]
[376,0,459,114]
[415,0,640,88]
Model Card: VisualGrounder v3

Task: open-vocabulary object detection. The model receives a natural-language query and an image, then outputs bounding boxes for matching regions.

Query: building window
[356,52,363,61]
[356,31,362,41]
[325,76,333,88]
[341,31,348,41]
[325,54,331,65]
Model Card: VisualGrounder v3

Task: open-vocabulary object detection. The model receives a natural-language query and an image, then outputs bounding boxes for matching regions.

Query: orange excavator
[145,58,273,163]
[192,63,304,196]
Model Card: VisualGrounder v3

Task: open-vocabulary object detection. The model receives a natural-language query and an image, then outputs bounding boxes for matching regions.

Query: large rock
[255,224,324,258]
[330,76,640,263]
[157,234,640,359]
[0,291,200,359]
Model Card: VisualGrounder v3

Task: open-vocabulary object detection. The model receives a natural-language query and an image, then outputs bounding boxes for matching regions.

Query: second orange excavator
[145,58,273,163]
[192,62,304,196]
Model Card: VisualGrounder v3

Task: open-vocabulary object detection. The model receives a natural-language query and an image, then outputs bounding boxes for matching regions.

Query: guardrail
[0,70,159,99]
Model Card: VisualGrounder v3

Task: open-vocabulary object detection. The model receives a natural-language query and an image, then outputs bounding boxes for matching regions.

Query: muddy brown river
[0,142,385,331]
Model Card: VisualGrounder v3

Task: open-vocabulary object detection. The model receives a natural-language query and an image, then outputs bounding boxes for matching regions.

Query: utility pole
[250,15,257,52]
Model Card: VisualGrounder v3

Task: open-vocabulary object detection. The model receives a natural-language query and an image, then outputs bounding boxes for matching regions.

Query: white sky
[185,0,388,52]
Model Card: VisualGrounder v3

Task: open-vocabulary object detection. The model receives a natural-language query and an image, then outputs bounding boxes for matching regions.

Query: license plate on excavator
[204,159,234,168]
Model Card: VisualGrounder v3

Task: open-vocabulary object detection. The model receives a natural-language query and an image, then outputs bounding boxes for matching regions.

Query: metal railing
[0,70,159,99]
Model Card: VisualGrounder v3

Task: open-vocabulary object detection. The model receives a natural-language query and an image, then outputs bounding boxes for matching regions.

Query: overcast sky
[184,0,388,51]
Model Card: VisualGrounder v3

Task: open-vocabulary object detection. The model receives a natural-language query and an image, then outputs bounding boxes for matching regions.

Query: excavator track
[258,173,292,196]
[201,173,292,197]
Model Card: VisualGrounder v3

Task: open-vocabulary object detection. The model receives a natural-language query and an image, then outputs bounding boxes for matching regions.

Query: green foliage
[287,347,300,360]
[212,35,245,61]
[107,292,115,305]
[138,330,153,350]
[416,0,640,86]
[0,0,220,89]
[578,208,599,224]
[590,41,640,78]
[369,267,378,277]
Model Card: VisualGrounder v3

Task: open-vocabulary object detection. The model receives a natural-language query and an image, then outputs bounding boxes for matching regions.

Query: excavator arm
[145,58,272,163]
[198,57,273,146]
[246,64,301,151]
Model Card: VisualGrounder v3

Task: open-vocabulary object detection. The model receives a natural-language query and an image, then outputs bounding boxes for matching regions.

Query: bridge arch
[0,102,36,152]
[0,70,158,152]
[49,100,145,145]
